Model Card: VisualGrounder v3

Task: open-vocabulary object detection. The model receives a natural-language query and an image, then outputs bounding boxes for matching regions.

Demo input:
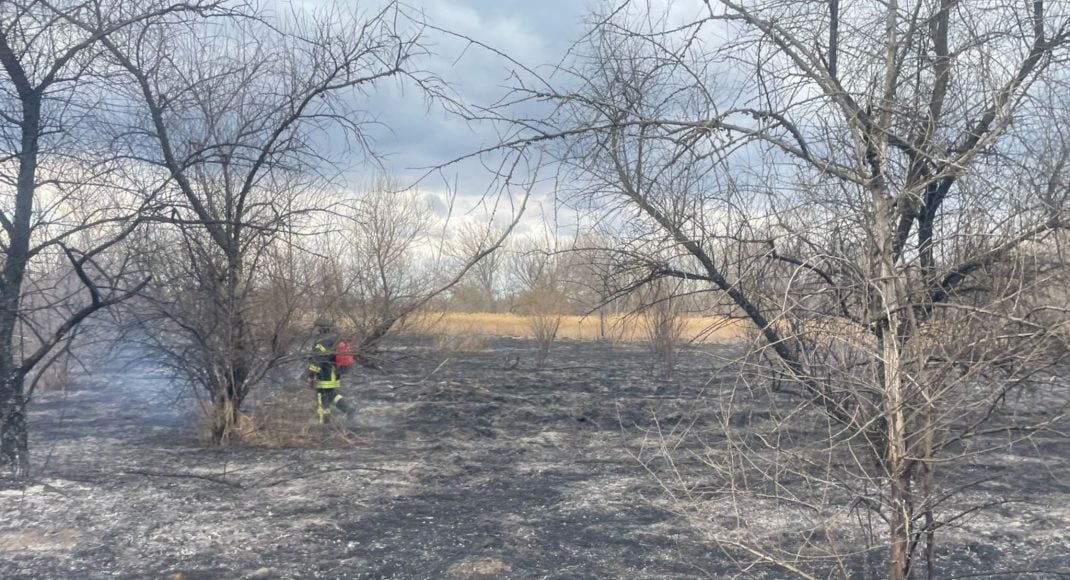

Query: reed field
[410,311,748,343]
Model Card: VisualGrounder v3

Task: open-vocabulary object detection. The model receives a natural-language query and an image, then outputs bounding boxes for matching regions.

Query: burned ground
[1,338,1068,579]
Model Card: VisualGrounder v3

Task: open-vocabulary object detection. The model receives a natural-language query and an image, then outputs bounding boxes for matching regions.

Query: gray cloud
[350,1,591,188]
[276,0,594,234]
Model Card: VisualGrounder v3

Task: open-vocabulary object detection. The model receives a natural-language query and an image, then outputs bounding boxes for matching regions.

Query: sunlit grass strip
[412,312,747,343]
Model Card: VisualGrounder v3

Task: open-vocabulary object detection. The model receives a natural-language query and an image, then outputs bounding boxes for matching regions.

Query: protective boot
[333,393,357,418]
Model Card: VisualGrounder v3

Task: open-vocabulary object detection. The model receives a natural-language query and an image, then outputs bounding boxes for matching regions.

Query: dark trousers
[316,388,354,423]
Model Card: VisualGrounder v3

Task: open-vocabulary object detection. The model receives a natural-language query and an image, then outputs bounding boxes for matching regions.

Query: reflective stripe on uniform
[315,364,340,388]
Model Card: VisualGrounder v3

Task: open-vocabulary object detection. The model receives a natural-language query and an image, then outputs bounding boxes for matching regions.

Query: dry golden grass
[429,319,491,353]
[196,387,364,448]
[233,400,319,448]
[411,311,747,343]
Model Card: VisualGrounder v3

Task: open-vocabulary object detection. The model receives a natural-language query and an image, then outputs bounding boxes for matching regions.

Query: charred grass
[1,337,1066,578]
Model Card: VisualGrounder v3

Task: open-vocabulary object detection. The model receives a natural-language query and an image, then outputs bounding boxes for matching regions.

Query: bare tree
[316,180,528,365]
[71,1,443,442]
[558,233,628,341]
[491,1,1070,577]
[449,222,507,312]
[640,277,686,378]
[0,0,222,476]
[322,178,436,359]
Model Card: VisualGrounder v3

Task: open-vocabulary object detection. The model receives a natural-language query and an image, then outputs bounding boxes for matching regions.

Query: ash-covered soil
[2,338,1068,579]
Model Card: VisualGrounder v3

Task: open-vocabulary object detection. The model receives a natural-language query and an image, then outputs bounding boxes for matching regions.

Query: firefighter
[307,318,355,423]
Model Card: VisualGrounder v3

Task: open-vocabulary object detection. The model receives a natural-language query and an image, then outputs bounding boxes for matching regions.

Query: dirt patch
[0,529,79,553]
[446,556,512,578]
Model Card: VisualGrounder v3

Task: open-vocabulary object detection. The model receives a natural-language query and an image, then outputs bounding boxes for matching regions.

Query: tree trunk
[0,86,39,477]
[918,406,937,579]
[0,378,29,477]
[208,388,241,444]
[873,164,914,579]
[882,311,914,580]
[206,252,250,444]
[888,466,914,580]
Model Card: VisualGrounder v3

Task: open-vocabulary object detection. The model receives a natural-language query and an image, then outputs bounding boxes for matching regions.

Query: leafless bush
[524,287,566,367]
[640,280,687,378]
[511,235,566,367]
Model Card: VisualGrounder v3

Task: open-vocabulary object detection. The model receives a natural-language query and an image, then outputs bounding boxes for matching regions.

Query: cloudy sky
[267,0,718,236]
[343,0,596,227]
